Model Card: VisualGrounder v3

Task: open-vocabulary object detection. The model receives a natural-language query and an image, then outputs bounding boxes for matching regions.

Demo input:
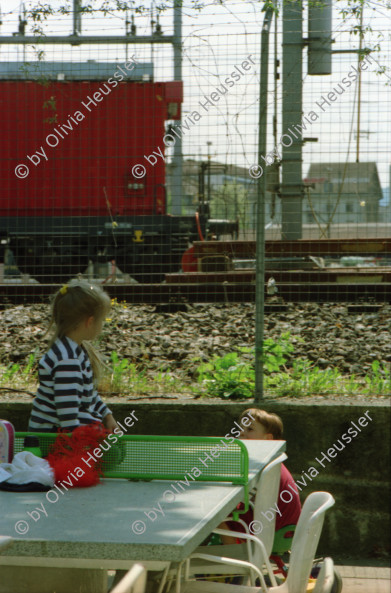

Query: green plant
[22,348,40,376]
[237,333,294,372]
[262,332,295,372]
[1,362,21,383]
[109,351,147,393]
[196,351,255,399]
[363,360,391,395]
[105,351,184,396]
[195,334,294,399]
[342,373,362,395]
[266,359,342,398]
[265,358,391,398]
[0,350,39,390]
[110,351,129,390]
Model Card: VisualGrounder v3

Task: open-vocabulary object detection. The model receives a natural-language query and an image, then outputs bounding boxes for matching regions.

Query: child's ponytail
[80,341,107,385]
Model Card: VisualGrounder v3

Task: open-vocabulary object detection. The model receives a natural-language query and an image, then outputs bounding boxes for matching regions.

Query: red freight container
[1,80,182,218]
[0,65,235,283]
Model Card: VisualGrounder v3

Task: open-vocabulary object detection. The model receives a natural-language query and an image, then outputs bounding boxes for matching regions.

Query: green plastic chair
[270,524,297,578]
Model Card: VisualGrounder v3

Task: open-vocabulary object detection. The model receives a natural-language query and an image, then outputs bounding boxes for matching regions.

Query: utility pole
[254,4,274,402]
[356,5,364,162]
[73,0,81,36]
[280,1,303,240]
[280,0,333,240]
[171,0,183,216]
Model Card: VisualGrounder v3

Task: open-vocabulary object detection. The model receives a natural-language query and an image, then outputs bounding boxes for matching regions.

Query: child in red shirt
[221,408,301,543]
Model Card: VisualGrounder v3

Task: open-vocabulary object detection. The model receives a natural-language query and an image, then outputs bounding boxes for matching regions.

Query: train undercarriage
[1,214,238,284]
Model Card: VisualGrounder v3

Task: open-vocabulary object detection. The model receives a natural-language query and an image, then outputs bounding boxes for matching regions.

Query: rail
[1,281,390,304]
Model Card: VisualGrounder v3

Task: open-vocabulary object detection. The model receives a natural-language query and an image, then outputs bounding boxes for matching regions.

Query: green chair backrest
[272,524,297,555]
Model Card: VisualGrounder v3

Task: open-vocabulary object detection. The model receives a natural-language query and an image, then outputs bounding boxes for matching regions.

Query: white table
[0,440,285,592]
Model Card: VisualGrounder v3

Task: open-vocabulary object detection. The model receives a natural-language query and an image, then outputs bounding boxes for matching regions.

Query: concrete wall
[2,400,390,557]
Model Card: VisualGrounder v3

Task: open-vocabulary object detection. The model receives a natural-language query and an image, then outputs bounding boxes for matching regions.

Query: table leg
[156,564,170,593]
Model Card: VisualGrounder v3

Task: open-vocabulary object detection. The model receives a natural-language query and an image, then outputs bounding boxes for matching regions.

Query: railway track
[1,239,390,306]
[1,279,390,306]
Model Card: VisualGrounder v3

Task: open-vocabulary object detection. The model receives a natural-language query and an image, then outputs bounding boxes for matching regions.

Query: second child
[28,279,118,434]
[220,408,301,544]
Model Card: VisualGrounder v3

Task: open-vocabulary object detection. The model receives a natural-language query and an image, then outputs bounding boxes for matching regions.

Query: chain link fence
[0,0,390,398]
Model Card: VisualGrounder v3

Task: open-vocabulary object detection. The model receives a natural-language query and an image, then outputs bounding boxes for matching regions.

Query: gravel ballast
[0,302,390,402]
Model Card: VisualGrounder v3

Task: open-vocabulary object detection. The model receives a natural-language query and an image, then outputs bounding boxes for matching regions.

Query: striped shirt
[28,336,111,433]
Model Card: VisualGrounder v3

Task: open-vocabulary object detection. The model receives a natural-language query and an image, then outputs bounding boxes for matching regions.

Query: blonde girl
[28,279,118,433]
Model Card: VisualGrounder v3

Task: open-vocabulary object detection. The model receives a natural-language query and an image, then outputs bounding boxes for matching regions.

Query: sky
[1,0,390,199]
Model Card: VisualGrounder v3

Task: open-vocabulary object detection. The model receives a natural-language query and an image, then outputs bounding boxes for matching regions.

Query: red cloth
[46,423,109,487]
[227,463,301,537]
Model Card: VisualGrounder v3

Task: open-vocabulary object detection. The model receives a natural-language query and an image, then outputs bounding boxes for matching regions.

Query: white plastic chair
[274,491,335,592]
[172,491,335,593]
[171,453,287,589]
[111,564,147,593]
[312,558,335,593]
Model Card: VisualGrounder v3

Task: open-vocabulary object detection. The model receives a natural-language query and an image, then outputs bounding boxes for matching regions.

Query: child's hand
[103,413,119,433]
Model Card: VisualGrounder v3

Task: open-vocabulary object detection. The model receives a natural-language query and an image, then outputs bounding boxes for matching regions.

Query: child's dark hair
[239,408,283,440]
[48,279,111,381]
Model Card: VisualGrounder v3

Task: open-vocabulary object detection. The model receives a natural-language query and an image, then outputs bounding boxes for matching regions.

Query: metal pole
[170,0,183,216]
[207,141,212,204]
[281,0,303,240]
[356,6,364,162]
[254,6,274,403]
[73,0,81,36]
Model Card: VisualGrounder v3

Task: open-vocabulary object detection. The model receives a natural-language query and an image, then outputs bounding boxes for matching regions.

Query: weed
[363,360,391,395]
[0,342,390,400]
[107,351,147,393]
[195,334,294,399]
[1,363,20,383]
[102,351,183,395]
[0,348,39,391]
[22,348,40,376]
[194,338,391,399]
[266,359,341,398]
[342,373,363,395]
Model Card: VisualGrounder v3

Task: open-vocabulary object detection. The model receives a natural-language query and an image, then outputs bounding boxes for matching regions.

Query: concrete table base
[0,566,107,593]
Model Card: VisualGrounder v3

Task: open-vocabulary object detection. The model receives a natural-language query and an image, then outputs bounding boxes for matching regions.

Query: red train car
[0,61,214,282]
